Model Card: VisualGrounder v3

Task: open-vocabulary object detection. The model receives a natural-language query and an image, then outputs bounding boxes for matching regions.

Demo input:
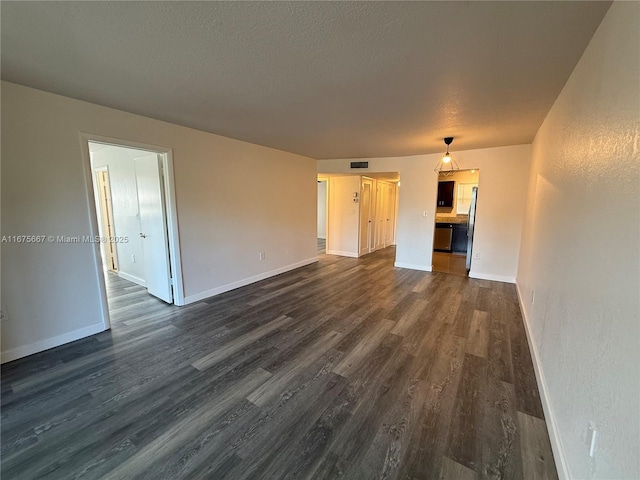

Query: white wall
[317,180,327,239]
[517,3,639,479]
[91,145,147,285]
[319,144,531,280]
[326,176,360,257]
[1,81,317,362]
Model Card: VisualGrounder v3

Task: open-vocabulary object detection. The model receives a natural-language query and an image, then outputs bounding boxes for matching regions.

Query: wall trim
[469,271,515,284]
[317,235,326,240]
[515,282,569,480]
[394,261,432,272]
[326,250,359,258]
[117,271,146,287]
[1,323,107,364]
[183,257,318,304]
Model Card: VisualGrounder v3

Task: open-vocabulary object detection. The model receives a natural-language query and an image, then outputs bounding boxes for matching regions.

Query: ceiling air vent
[350,161,369,169]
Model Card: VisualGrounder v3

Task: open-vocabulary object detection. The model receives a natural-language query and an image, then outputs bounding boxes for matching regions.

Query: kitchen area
[433,169,479,276]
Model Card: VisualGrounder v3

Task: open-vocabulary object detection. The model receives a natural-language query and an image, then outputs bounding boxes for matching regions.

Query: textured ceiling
[1,1,611,159]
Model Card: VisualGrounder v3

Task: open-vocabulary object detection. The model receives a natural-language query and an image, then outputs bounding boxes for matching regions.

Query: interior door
[95,168,118,271]
[374,182,385,250]
[466,187,478,272]
[359,178,373,255]
[385,183,396,247]
[134,154,173,303]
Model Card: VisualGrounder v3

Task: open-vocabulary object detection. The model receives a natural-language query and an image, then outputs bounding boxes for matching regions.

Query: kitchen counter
[435,215,468,224]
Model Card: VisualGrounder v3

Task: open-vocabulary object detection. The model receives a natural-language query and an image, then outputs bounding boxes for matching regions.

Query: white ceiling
[1,1,610,159]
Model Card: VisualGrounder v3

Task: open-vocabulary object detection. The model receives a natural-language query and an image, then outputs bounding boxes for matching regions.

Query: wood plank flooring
[1,246,557,479]
[432,251,467,277]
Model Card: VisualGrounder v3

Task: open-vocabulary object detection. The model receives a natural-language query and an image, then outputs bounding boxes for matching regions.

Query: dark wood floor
[1,246,557,479]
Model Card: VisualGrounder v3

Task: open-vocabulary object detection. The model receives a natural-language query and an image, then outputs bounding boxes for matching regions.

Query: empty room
[1,2,638,479]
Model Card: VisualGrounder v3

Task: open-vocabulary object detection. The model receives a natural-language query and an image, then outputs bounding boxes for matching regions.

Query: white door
[374,182,385,250]
[134,154,173,303]
[359,178,374,255]
[385,183,397,247]
[95,168,118,271]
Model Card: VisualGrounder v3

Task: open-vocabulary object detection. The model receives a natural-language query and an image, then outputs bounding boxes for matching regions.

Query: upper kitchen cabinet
[456,183,478,214]
[437,181,455,207]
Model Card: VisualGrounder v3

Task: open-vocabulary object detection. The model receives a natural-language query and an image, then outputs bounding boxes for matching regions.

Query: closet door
[385,183,397,247]
[359,178,374,256]
[374,182,386,251]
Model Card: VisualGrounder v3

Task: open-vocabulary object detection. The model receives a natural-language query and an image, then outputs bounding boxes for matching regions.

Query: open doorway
[432,169,479,276]
[317,178,328,255]
[83,136,185,332]
[319,173,399,262]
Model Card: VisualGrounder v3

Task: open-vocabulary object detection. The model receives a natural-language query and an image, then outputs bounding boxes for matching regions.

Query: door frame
[79,133,186,331]
[432,169,480,274]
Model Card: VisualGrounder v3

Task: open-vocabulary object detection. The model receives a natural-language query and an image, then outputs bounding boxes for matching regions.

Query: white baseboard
[394,261,432,272]
[326,250,359,258]
[515,283,569,480]
[1,323,107,364]
[183,257,318,304]
[117,270,146,287]
[468,271,515,284]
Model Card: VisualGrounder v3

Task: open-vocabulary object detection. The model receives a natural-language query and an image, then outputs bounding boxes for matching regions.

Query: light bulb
[442,154,452,164]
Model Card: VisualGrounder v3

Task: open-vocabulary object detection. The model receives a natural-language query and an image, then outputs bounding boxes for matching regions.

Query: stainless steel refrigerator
[466,187,478,272]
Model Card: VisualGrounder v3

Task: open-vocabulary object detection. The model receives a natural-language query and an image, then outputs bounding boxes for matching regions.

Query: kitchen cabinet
[434,223,453,252]
[437,181,454,207]
[452,223,468,253]
[456,183,478,214]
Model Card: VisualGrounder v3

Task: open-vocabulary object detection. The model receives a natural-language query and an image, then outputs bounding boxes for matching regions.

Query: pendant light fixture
[434,137,459,177]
